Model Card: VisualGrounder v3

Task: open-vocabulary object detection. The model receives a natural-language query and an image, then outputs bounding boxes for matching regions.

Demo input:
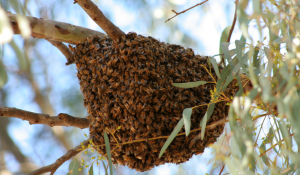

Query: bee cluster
[72,32,238,171]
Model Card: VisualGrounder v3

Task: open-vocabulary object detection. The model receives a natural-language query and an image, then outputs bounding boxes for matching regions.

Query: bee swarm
[72,32,238,171]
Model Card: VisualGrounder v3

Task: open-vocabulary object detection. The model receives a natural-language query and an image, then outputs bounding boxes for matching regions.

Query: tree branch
[0,107,89,129]
[74,0,125,41]
[227,0,239,43]
[7,12,106,44]
[46,39,75,65]
[165,0,209,22]
[28,139,90,175]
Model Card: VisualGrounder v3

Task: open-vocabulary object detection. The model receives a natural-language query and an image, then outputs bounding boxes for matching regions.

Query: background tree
[1,0,300,175]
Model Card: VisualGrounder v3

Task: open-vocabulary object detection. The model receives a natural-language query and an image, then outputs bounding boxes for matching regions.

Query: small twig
[46,39,75,65]
[219,162,226,175]
[0,107,89,129]
[220,0,239,66]
[165,0,209,22]
[227,0,239,43]
[28,139,89,175]
[259,133,294,157]
[74,0,125,41]
[7,12,105,44]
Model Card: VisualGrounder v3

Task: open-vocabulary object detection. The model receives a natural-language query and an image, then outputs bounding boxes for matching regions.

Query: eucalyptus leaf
[88,164,94,175]
[200,103,216,140]
[208,57,221,79]
[172,81,207,88]
[67,159,79,175]
[159,118,184,158]
[219,26,232,55]
[183,108,192,136]
[104,132,113,175]
[0,61,8,88]
[102,161,109,175]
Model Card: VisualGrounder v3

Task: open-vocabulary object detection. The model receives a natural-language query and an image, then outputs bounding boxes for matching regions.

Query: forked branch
[0,107,89,129]
[7,12,105,44]
[74,0,125,40]
[28,139,90,175]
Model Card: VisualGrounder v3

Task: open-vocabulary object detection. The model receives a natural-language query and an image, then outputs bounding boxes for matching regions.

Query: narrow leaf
[0,61,8,88]
[159,118,184,158]
[102,161,108,175]
[219,26,232,56]
[235,40,248,76]
[104,132,113,175]
[200,103,216,140]
[183,108,192,136]
[68,159,79,175]
[172,81,207,88]
[208,57,221,79]
[89,164,94,175]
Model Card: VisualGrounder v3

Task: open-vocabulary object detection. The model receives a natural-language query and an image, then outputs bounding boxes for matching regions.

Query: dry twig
[46,39,75,65]
[28,140,90,175]
[0,107,89,129]
[7,12,105,44]
[165,0,209,22]
[74,0,125,41]
[227,0,239,43]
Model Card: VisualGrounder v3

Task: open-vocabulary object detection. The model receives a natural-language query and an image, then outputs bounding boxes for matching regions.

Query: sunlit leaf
[159,118,184,158]
[219,26,232,56]
[235,40,248,75]
[183,108,192,136]
[0,7,13,44]
[172,81,207,88]
[278,121,292,151]
[67,159,79,175]
[104,132,113,175]
[16,15,31,38]
[208,57,221,79]
[200,103,216,140]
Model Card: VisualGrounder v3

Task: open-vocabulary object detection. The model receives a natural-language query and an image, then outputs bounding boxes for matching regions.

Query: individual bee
[102,75,108,81]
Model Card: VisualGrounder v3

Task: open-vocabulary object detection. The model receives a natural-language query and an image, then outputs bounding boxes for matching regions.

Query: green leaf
[216,56,238,93]
[219,26,232,55]
[104,132,113,175]
[278,121,292,151]
[159,118,184,158]
[259,143,271,166]
[200,103,216,140]
[0,60,8,88]
[253,46,260,69]
[221,42,232,65]
[89,164,94,175]
[102,161,109,175]
[172,81,207,88]
[183,108,192,136]
[235,40,248,76]
[208,57,221,79]
[253,0,262,14]
[68,159,79,175]
[9,40,28,71]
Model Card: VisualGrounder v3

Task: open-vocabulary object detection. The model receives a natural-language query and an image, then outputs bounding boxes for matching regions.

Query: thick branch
[7,12,105,44]
[46,39,75,65]
[74,0,125,41]
[0,107,89,129]
[28,139,90,175]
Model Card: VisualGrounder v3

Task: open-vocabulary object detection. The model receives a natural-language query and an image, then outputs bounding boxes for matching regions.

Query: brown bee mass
[73,32,238,172]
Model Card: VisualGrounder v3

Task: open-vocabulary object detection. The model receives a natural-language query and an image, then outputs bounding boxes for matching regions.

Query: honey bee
[128,40,137,45]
